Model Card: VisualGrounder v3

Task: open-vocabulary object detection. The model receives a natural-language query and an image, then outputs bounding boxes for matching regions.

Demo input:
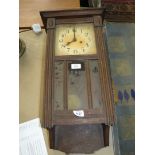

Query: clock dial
[55,23,97,56]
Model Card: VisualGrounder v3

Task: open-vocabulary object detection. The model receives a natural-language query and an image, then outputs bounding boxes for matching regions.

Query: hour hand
[66,38,77,46]
[66,40,73,46]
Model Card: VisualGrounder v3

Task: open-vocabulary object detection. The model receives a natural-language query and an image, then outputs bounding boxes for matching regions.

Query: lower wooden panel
[49,124,109,153]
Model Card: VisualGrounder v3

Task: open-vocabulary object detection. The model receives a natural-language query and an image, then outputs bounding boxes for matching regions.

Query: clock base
[49,124,109,153]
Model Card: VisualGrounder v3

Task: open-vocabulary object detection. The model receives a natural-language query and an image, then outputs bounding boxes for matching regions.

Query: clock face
[55,23,97,56]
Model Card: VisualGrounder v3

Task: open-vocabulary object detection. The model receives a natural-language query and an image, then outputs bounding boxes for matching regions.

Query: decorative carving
[93,16,103,27]
[47,18,55,29]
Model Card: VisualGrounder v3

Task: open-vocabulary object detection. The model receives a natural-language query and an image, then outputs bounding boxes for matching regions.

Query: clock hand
[66,40,74,46]
[66,28,77,46]
[72,27,77,42]
[66,39,77,46]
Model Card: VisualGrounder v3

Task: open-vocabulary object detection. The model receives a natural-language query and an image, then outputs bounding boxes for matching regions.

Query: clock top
[40,8,104,30]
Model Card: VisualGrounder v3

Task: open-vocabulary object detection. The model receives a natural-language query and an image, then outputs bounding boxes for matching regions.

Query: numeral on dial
[67,48,70,52]
[59,39,63,43]
[74,50,78,54]
[86,43,89,47]
[85,33,88,37]
[61,44,65,48]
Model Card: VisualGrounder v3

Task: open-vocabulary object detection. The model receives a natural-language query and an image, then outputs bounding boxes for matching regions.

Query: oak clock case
[40,8,115,152]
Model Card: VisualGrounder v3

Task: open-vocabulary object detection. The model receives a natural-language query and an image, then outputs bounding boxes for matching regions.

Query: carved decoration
[93,15,103,27]
[47,18,55,29]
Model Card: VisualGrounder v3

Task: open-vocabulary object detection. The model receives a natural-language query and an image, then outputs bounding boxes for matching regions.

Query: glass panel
[54,61,64,110]
[67,61,88,110]
[89,60,103,108]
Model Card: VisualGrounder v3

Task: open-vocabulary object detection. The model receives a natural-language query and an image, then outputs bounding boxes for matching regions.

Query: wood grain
[19,0,80,28]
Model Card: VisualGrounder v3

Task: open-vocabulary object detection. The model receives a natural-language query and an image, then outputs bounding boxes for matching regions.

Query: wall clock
[40,8,115,153]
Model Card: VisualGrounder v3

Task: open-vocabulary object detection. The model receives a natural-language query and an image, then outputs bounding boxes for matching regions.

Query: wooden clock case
[40,8,115,153]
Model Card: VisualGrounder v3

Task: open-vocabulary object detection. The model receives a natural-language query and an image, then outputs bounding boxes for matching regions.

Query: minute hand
[66,28,77,46]
[72,28,76,41]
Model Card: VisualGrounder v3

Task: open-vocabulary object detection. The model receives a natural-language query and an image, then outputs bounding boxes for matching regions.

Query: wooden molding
[40,7,134,30]
[40,8,104,30]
